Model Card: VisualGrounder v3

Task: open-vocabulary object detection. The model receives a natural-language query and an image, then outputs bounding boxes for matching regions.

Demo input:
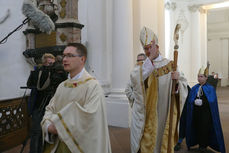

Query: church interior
[0,0,229,152]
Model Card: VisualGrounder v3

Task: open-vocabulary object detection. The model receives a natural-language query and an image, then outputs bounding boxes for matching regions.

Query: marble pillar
[106,0,134,128]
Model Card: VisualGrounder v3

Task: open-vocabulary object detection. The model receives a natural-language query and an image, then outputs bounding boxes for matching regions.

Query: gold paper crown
[198,66,209,76]
[140,26,158,47]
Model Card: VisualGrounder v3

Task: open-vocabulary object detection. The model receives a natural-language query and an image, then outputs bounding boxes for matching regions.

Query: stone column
[81,0,111,92]
[189,7,207,86]
[190,11,201,85]
[105,0,133,128]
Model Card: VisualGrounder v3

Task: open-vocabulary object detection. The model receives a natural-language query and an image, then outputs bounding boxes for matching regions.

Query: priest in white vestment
[41,43,112,153]
[126,27,188,153]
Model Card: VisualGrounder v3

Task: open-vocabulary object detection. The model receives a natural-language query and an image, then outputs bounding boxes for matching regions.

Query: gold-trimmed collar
[64,77,95,88]
[153,61,173,77]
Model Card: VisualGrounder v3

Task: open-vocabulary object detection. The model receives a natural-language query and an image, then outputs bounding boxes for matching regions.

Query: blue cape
[186,83,225,153]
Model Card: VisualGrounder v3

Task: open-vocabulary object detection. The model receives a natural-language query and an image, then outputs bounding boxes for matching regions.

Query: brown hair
[67,43,87,59]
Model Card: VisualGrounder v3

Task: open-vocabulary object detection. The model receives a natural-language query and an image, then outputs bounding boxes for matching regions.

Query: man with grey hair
[125,53,146,107]
[127,27,188,153]
[136,53,147,63]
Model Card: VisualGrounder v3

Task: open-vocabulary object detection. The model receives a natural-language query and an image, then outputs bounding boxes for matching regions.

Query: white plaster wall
[133,0,165,59]
[0,0,31,100]
[208,39,229,86]
[132,1,142,64]
[208,39,221,74]
[207,8,229,86]
[220,39,229,86]
[139,0,158,30]
[158,0,166,55]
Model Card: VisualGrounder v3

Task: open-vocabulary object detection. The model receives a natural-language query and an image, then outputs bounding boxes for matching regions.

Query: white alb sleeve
[142,57,155,81]
[44,121,56,144]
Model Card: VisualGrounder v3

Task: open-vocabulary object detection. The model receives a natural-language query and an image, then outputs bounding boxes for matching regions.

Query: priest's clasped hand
[48,123,58,135]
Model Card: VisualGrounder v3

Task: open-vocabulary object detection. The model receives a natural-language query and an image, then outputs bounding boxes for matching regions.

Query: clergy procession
[126,27,225,153]
[0,0,228,153]
[1,27,226,153]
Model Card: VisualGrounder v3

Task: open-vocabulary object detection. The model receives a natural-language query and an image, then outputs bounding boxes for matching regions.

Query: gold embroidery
[140,61,177,152]
[140,73,158,152]
[57,113,84,153]
[64,77,95,88]
[137,61,144,66]
[145,27,148,46]
[153,61,173,77]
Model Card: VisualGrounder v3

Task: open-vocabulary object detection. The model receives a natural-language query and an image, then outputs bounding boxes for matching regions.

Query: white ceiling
[172,0,228,5]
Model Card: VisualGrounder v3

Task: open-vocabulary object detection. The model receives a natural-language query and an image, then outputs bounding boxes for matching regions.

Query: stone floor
[3,87,229,153]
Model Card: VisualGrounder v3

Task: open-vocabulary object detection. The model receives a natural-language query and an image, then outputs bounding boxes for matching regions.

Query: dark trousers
[29,109,44,153]
[193,103,212,148]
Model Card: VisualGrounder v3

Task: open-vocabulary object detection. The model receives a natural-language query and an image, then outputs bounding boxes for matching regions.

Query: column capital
[165,2,177,11]
[188,4,206,14]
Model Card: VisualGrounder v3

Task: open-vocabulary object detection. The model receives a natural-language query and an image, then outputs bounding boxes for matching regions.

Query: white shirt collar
[153,54,162,62]
[68,68,85,80]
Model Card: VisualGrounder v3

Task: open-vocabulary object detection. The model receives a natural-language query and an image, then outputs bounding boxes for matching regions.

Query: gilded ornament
[60,33,67,42]
[60,0,67,8]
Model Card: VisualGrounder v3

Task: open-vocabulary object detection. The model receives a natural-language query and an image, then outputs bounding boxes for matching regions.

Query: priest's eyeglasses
[63,54,82,58]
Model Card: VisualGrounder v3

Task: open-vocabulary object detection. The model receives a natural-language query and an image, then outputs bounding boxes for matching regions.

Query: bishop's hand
[171,71,179,80]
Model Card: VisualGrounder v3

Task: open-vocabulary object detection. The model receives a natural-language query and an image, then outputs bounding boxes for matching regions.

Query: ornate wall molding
[188,4,201,12]
[188,4,206,13]
[0,9,10,24]
[165,2,177,11]
[60,0,67,18]
[176,9,189,40]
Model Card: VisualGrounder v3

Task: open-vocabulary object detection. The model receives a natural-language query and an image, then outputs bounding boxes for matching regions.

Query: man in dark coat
[27,53,67,153]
